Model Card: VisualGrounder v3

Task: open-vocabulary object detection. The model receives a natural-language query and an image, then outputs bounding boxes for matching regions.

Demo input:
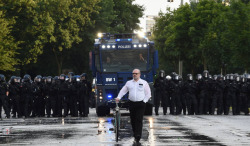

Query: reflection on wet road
[0,109,249,145]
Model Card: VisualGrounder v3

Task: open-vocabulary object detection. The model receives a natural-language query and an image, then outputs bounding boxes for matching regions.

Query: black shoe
[155,113,159,115]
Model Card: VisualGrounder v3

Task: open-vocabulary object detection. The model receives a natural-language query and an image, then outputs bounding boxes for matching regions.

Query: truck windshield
[96,49,149,72]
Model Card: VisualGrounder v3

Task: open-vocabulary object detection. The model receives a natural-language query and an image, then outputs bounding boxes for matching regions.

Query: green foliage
[153,0,250,75]
[111,0,144,33]
[222,0,250,72]
[0,10,19,71]
[0,0,144,76]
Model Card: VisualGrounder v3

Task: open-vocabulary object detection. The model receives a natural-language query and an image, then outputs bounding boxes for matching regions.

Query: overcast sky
[134,0,191,31]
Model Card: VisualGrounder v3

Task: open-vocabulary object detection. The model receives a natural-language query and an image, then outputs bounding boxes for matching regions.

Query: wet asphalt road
[1,108,250,146]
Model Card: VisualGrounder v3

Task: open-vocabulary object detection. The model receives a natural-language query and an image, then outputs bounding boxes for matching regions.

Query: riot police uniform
[33,75,44,117]
[154,70,168,115]
[214,75,225,115]
[68,76,79,117]
[21,74,33,118]
[183,74,198,115]
[9,77,22,118]
[198,70,212,115]
[0,74,10,118]
[239,76,249,115]
[169,75,182,115]
[58,74,70,117]
[78,73,91,117]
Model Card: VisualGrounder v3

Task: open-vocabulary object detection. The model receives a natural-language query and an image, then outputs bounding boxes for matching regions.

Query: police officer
[78,73,91,117]
[22,74,33,118]
[51,76,59,117]
[165,75,172,113]
[198,70,211,115]
[9,76,22,118]
[58,74,69,117]
[8,76,16,117]
[239,75,249,115]
[154,70,167,115]
[68,76,79,117]
[214,75,225,115]
[225,74,238,115]
[0,74,10,118]
[169,74,182,115]
[44,76,53,117]
[183,74,198,115]
[195,74,202,114]
[235,75,242,115]
[33,75,44,117]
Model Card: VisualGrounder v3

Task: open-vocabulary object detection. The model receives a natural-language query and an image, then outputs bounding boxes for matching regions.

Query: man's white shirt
[117,78,151,103]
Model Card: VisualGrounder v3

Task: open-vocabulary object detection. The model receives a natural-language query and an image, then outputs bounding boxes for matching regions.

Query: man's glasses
[132,73,139,75]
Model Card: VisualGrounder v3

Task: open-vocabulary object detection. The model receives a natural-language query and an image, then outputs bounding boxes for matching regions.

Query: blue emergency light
[107,94,113,99]
[115,39,132,42]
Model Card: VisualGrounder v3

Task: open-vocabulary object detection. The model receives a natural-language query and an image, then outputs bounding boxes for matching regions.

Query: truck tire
[96,106,106,116]
[96,106,110,116]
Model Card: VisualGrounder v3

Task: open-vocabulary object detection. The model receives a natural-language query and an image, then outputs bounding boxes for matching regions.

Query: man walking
[115,69,151,145]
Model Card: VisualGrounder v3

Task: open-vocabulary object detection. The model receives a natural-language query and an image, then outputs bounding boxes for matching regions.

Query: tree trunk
[53,48,62,75]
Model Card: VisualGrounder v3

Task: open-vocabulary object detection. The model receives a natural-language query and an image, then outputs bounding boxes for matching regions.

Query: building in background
[145,15,158,33]
[134,0,191,33]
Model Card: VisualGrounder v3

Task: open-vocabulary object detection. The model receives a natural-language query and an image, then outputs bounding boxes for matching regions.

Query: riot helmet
[0,74,6,82]
[171,72,177,79]
[46,76,52,83]
[196,74,202,80]
[42,77,47,83]
[174,75,179,81]
[35,75,42,83]
[14,77,21,83]
[9,76,16,84]
[229,74,234,81]
[81,73,87,81]
[53,76,59,84]
[246,74,250,82]
[68,72,75,78]
[213,75,217,80]
[203,70,209,78]
[59,74,65,81]
[159,70,165,78]
[217,75,223,81]
[74,75,80,82]
[235,75,240,82]
[240,75,246,83]
[23,74,31,82]
[166,75,171,81]
[187,74,193,81]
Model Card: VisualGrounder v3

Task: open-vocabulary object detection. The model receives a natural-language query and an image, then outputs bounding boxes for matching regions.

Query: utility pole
[178,0,183,76]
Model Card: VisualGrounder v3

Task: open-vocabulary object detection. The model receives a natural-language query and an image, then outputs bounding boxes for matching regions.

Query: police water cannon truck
[90,33,159,116]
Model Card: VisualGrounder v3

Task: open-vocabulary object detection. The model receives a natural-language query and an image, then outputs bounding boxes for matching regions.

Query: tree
[0,10,19,71]
[34,0,100,75]
[153,10,177,73]
[0,0,44,66]
[222,1,250,72]
[111,0,144,33]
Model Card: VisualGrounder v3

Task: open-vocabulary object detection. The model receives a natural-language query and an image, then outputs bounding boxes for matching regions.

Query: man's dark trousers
[129,100,146,141]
